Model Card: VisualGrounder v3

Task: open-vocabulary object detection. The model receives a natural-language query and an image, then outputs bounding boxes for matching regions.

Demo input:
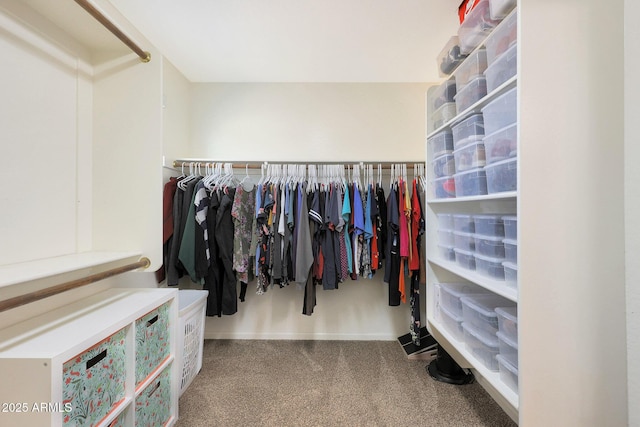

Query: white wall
[625,0,640,424]
[179,82,431,340]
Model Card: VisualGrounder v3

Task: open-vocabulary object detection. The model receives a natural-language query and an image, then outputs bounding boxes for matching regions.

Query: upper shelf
[0,251,142,289]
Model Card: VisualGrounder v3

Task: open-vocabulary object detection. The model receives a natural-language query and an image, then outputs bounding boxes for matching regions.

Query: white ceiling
[25,0,461,83]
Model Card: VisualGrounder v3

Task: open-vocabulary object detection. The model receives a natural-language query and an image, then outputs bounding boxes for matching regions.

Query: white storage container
[473,214,505,237]
[496,354,519,393]
[497,330,518,368]
[437,213,454,230]
[454,248,476,270]
[485,43,517,93]
[454,49,488,92]
[475,253,506,280]
[453,213,475,233]
[496,306,518,341]
[431,102,457,132]
[485,157,517,194]
[485,8,517,61]
[503,238,517,263]
[432,153,456,178]
[432,176,456,199]
[431,78,457,111]
[438,229,454,247]
[481,87,517,135]
[438,244,456,262]
[461,294,515,339]
[483,123,517,164]
[178,289,208,397]
[452,113,485,149]
[458,0,502,54]
[454,167,488,197]
[440,304,465,342]
[455,76,487,114]
[439,282,489,317]
[453,140,486,172]
[454,231,475,252]
[474,234,506,258]
[428,130,454,158]
[503,261,518,288]
[437,35,468,76]
[462,322,500,371]
[502,215,517,240]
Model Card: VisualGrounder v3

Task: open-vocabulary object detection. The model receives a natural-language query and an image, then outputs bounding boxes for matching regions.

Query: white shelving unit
[0,288,178,427]
[425,6,520,422]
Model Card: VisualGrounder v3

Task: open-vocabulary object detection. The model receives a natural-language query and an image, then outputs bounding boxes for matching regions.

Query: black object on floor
[397,327,438,360]
[427,345,475,385]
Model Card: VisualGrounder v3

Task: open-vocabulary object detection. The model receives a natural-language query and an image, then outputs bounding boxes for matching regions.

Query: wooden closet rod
[0,257,151,313]
[74,0,151,63]
[172,160,424,170]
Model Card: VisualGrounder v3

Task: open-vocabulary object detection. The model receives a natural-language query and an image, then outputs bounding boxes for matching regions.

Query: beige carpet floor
[176,340,517,427]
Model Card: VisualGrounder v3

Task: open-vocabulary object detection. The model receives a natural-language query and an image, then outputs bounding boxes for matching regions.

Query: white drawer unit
[0,288,178,427]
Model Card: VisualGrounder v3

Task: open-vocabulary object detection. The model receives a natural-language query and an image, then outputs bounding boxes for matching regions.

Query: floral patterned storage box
[135,302,171,385]
[62,327,127,426]
[135,365,172,426]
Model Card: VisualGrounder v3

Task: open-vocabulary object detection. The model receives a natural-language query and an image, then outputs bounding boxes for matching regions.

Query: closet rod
[0,257,151,313]
[73,0,151,63]
[172,160,424,170]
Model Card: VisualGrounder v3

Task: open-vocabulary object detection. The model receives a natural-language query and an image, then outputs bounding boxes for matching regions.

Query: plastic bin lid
[496,330,518,350]
[475,234,504,243]
[495,306,518,321]
[496,353,518,374]
[452,139,484,154]
[502,261,518,270]
[437,244,455,250]
[453,167,486,177]
[503,238,517,245]
[452,213,473,219]
[483,122,517,140]
[502,215,517,221]
[439,282,487,298]
[440,303,463,322]
[484,156,517,169]
[453,231,474,237]
[474,214,503,220]
[461,322,499,347]
[473,252,505,263]
[461,294,515,317]
[453,248,474,256]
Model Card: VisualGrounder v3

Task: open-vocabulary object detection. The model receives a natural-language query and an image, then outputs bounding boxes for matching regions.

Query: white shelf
[0,251,142,289]
[428,257,518,302]
[428,191,517,204]
[427,315,519,410]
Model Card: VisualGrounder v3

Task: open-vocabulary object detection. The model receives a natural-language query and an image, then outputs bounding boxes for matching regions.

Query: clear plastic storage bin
[496,306,518,341]
[431,102,457,132]
[497,330,518,368]
[438,229,454,247]
[452,113,485,149]
[439,282,488,317]
[454,140,486,172]
[485,8,517,62]
[454,231,475,252]
[454,248,476,270]
[437,213,454,230]
[458,0,502,55]
[503,238,517,263]
[489,0,516,20]
[428,130,454,158]
[483,123,517,164]
[438,244,456,262]
[497,354,518,392]
[473,214,505,237]
[502,215,517,240]
[431,79,457,111]
[437,35,468,76]
[481,87,517,135]
[454,168,488,197]
[453,213,475,233]
[432,176,456,199]
[485,157,517,193]
[455,76,487,114]
[462,322,500,371]
[461,294,515,339]
[475,253,506,279]
[432,153,456,178]
[440,304,465,342]
[474,234,506,258]
[503,261,518,288]
[485,43,517,93]
[454,48,488,91]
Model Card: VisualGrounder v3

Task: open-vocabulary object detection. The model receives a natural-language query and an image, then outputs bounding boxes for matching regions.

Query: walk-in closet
[0,0,637,426]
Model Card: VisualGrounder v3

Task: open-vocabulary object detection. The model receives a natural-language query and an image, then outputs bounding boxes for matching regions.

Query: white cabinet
[0,288,178,427]
[425,6,519,421]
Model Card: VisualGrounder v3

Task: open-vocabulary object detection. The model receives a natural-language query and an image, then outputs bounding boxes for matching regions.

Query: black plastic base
[427,347,474,385]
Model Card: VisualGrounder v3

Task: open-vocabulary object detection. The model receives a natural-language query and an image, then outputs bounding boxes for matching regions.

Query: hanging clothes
[231,184,256,302]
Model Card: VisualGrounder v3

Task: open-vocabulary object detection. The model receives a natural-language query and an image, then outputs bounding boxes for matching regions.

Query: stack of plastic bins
[473,214,506,281]
[452,214,476,270]
[501,215,518,288]
[484,10,518,93]
[429,130,456,199]
[457,0,503,55]
[177,289,209,397]
[495,306,518,392]
[438,283,490,342]
[437,213,455,262]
